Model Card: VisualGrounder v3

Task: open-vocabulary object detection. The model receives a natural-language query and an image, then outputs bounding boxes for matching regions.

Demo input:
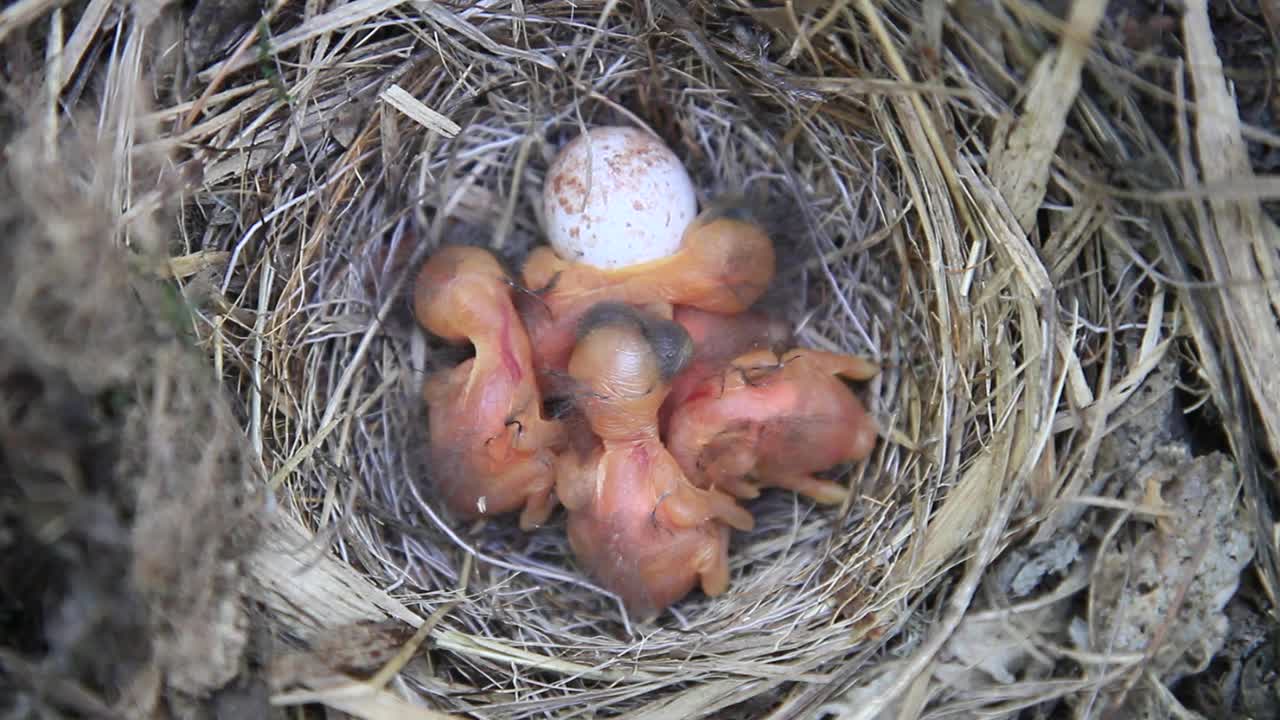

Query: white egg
[542,126,698,270]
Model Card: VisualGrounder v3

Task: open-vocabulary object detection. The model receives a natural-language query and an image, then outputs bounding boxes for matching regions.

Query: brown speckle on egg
[542,126,697,269]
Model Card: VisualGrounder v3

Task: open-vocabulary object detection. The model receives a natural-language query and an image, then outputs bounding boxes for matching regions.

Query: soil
[1110,0,1280,220]
[1103,0,1280,714]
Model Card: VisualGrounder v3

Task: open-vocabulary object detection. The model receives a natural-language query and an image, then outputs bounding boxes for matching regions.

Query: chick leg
[717,475,761,501]
[698,429,760,499]
[659,478,755,532]
[831,355,881,382]
[492,457,554,530]
[695,525,732,597]
[765,473,850,505]
[553,449,596,513]
[517,477,558,530]
[784,349,880,382]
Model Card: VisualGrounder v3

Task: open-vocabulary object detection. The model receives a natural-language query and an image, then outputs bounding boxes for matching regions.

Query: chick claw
[771,474,850,506]
[694,530,732,598]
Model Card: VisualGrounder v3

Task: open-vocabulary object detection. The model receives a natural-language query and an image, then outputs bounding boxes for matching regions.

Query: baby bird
[519,202,777,375]
[665,348,880,506]
[660,305,793,430]
[413,245,565,530]
[555,302,755,619]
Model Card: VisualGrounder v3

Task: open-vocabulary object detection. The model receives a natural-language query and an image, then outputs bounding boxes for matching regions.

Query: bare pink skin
[557,440,745,620]
[659,306,792,432]
[666,348,880,505]
[414,246,565,530]
[519,211,776,375]
[556,311,754,619]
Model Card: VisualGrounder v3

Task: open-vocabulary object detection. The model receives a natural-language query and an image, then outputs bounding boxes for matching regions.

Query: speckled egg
[543,126,698,270]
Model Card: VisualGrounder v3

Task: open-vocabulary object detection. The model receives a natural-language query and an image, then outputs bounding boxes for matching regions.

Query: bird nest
[3,0,1278,718]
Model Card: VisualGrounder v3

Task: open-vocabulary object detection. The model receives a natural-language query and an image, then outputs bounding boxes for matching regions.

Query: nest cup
[173,1,1243,717]
[406,55,883,649]
[240,7,913,715]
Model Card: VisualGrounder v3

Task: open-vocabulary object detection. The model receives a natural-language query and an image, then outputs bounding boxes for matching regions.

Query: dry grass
[2,0,1278,718]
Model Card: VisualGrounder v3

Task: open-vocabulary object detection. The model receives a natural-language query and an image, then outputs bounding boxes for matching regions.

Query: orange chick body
[414,245,564,530]
[555,303,754,619]
[665,348,880,505]
[660,306,792,430]
[519,208,776,375]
